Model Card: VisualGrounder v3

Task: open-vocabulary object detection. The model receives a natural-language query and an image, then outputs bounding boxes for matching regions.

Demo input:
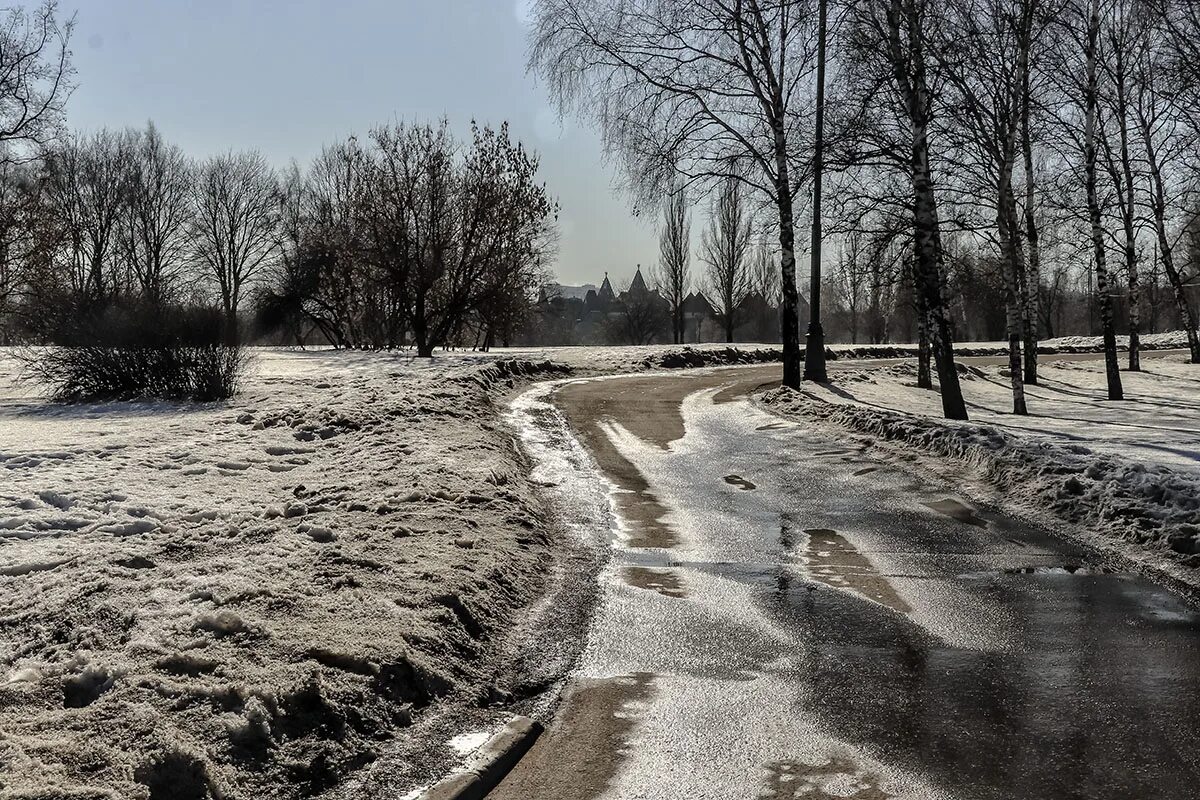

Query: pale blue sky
[52,0,656,286]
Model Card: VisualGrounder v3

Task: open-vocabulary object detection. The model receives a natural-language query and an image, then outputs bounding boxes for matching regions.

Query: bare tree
[360,121,554,356]
[528,0,820,387]
[193,150,278,343]
[1079,0,1125,398]
[0,1,73,158]
[838,0,970,419]
[120,122,193,304]
[608,280,670,345]
[654,186,690,344]
[1096,0,1146,370]
[45,129,132,302]
[936,0,1043,413]
[1133,16,1200,362]
[700,177,754,342]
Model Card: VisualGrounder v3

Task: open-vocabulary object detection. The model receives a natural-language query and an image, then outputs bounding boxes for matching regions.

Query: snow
[0,348,567,799]
[757,355,1200,586]
[1,335,1195,797]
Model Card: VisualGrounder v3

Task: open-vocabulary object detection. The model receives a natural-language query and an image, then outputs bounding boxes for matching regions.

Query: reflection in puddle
[724,474,757,491]
[1000,565,1115,575]
[623,566,687,598]
[922,498,988,528]
[802,529,911,614]
[760,756,890,799]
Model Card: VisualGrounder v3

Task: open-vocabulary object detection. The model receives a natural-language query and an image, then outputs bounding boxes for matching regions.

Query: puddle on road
[801,529,911,614]
[724,474,757,491]
[760,757,890,800]
[491,673,655,800]
[987,565,1115,576]
[922,498,988,528]
[622,566,687,598]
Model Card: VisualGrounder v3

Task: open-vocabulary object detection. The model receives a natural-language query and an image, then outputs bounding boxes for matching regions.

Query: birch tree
[1080,0,1125,398]
[1132,16,1200,362]
[527,0,820,387]
[936,0,1045,413]
[838,0,970,419]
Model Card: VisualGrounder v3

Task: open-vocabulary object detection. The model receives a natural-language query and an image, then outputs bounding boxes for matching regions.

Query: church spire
[598,271,615,300]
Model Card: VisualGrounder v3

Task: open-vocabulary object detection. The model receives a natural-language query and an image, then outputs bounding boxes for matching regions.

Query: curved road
[496,360,1200,800]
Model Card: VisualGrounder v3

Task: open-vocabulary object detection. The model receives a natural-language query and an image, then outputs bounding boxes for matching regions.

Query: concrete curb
[419,715,543,800]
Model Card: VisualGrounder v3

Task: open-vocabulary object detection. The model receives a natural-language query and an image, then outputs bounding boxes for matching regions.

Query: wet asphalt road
[495,364,1200,800]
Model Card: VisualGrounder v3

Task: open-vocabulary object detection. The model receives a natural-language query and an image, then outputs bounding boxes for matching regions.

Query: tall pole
[804,0,829,382]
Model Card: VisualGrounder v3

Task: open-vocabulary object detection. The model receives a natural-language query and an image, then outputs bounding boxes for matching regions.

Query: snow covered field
[758,354,1200,587]
[0,349,569,799]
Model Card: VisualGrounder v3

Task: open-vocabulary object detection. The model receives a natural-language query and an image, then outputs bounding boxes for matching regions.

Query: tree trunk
[777,191,802,388]
[224,308,239,347]
[1018,0,1040,386]
[999,183,1028,415]
[917,310,932,390]
[1084,1,1124,400]
[907,2,968,420]
[1116,80,1140,371]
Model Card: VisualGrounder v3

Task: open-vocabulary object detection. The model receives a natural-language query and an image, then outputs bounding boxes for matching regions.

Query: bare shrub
[19,300,249,402]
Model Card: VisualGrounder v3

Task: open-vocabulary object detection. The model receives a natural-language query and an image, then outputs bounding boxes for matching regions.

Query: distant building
[520,265,803,346]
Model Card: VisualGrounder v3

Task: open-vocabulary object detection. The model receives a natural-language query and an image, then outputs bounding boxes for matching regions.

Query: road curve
[494,363,1200,800]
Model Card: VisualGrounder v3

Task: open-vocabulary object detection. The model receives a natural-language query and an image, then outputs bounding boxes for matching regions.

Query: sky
[48,0,657,287]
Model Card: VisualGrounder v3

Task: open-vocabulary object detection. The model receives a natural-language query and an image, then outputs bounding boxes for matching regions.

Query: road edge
[419,716,544,800]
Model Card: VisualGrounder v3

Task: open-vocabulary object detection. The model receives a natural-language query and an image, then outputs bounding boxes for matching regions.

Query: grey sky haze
[50,0,656,286]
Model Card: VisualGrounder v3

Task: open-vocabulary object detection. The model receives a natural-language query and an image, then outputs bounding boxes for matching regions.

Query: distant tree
[119,122,194,304]
[44,129,132,303]
[700,177,754,343]
[0,1,73,158]
[653,186,690,344]
[830,232,869,344]
[192,150,278,344]
[361,121,554,356]
[528,0,821,387]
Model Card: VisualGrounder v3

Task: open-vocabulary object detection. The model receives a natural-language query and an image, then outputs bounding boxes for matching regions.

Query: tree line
[0,119,556,354]
[0,5,557,356]
[528,0,1200,420]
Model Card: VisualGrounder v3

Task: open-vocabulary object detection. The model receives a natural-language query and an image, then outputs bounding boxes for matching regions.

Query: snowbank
[0,350,568,800]
[757,358,1200,585]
